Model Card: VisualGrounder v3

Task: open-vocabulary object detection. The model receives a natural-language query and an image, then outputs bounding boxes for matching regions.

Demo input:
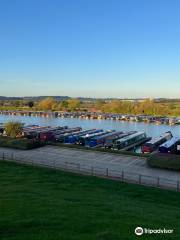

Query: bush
[0,136,45,150]
[4,121,23,138]
[147,153,180,171]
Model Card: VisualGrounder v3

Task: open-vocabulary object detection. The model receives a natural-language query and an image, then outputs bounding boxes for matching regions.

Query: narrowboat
[87,131,117,148]
[54,127,82,140]
[159,137,180,153]
[142,131,172,153]
[55,128,83,142]
[104,131,137,148]
[79,131,109,146]
[114,132,147,150]
[64,129,101,144]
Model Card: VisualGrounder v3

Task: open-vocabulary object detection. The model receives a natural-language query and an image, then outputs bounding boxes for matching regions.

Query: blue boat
[87,131,117,147]
[159,137,180,153]
[64,129,102,144]
[55,127,82,142]
[79,130,107,146]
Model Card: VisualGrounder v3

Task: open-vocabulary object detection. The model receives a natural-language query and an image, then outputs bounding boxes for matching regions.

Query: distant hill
[23,96,71,101]
[0,96,179,102]
[0,96,71,101]
[0,96,22,100]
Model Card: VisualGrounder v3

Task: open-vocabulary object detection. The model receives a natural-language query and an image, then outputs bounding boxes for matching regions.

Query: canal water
[0,114,180,138]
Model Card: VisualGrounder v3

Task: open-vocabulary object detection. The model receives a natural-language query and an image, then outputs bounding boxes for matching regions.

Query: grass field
[0,161,180,240]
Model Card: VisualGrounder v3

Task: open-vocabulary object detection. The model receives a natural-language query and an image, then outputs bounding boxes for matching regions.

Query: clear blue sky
[0,0,180,98]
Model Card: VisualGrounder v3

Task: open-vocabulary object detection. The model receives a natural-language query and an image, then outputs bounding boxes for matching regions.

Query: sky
[0,0,180,98]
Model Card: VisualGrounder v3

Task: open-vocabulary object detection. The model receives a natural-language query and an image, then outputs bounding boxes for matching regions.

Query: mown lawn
[0,161,180,240]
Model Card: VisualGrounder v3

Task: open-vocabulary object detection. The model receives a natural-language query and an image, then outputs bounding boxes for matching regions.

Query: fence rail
[0,151,180,191]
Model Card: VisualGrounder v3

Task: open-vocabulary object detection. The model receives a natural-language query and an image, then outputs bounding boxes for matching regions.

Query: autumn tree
[38,97,57,111]
[4,121,23,138]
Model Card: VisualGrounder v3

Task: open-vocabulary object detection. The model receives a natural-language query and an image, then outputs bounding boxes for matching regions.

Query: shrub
[4,121,23,138]
[147,153,180,171]
[0,136,45,150]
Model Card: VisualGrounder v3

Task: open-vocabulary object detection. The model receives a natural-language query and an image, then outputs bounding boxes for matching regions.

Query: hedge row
[147,153,180,171]
[0,136,45,150]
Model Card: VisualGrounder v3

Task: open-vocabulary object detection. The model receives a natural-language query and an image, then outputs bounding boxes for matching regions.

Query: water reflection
[0,115,180,138]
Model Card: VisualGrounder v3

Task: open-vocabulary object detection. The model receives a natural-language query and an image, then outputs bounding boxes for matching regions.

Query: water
[0,114,180,138]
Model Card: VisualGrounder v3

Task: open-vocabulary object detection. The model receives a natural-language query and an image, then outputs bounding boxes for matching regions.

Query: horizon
[1,0,180,98]
[0,95,180,100]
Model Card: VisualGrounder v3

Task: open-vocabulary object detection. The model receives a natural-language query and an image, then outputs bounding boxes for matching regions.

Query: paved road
[0,146,180,190]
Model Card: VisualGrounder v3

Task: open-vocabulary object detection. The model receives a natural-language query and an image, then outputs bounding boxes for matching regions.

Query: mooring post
[139,174,142,184]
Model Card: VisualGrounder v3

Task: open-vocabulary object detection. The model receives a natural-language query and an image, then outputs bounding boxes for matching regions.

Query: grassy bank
[48,141,145,157]
[0,136,44,150]
[0,161,180,240]
[147,153,180,171]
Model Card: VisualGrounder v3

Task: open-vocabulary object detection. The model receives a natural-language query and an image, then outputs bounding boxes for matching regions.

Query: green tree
[4,121,23,138]
[28,101,34,108]
[59,100,69,110]
[67,99,81,111]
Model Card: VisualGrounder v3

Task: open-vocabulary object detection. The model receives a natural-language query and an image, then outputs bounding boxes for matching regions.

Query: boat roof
[80,130,106,139]
[67,129,98,138]
[91,131,121,140]
[116,131,146,143]
[146,132,172,145]
[160,137,180,148]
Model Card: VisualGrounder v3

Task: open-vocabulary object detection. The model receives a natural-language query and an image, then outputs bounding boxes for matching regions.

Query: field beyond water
[0,162,180,240]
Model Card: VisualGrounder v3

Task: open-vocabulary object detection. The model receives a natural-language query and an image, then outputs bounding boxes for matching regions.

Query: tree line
[0,97,180,116]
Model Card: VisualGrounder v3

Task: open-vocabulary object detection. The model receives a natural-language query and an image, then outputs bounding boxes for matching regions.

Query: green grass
[147,153,180,171]
[0,161,180,240]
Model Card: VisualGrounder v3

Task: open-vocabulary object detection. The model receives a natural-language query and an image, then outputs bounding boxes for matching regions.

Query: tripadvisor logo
[135,226,174,236]
[135,227,143,236]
